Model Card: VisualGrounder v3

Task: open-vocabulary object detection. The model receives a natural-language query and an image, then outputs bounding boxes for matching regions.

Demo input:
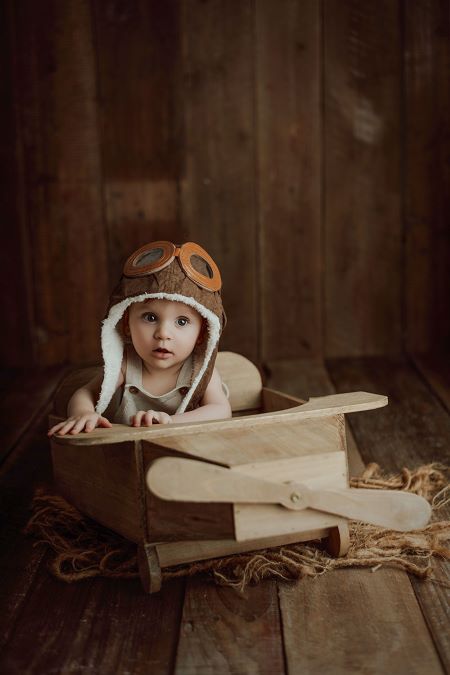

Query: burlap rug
[25,463,450,591]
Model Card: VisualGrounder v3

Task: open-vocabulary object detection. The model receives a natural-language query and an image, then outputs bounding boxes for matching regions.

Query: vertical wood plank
[92,0,182,281]
[0,0,34,367]
[324,0,403,356]
[174,577,285,674]
[404,0,450,354]
[12,0,108,366]
[179,0,258,361]
[257,0,322,360]
[93,0,181,182]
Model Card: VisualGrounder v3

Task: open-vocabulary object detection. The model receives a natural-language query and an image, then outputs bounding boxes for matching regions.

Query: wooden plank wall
[324,0,403,356]
[1,0,448,367]
[404,0,450,354]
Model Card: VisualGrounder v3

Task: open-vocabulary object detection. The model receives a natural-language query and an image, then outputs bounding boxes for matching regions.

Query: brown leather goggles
[123,241,222,292]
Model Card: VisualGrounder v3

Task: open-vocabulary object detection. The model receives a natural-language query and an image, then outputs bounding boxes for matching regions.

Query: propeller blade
[308,488,431,532]
[147,457,308,510]
[146,457,431,531]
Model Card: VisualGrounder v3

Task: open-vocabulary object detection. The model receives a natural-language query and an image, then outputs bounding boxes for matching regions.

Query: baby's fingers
[85,416,111,432]
[131,411,146,427]
[70,416,90,434]
[57,420,78,436]
[144,411,157,426]
[47,421,66,437]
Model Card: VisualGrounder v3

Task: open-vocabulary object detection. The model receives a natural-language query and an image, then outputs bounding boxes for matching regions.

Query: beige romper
[113,346,194,424]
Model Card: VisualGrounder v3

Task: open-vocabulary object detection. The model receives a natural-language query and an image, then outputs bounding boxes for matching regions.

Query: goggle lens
[135,247,165,267]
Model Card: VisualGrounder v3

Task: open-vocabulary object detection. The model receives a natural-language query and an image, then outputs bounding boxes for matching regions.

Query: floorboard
[412,352,450,414]
[2,573,185,675]
[0,400,58,651]
[327,354,450,672]
[174,578,285,675]
[0,367,67,464]
[278,568,443,675]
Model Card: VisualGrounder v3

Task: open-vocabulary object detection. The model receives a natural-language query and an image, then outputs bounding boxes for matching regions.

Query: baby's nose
[155,321,172,339]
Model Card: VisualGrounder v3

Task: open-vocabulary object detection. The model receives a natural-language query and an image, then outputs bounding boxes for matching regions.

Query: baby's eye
[176,317,189,327]
[143,313,157,322]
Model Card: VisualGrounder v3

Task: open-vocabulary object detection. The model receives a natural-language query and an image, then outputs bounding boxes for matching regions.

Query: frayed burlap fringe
[24,463,450,590]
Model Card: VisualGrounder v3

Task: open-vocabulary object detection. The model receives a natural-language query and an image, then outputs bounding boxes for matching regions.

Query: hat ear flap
[196,319,208,345]
[122,309,130,337]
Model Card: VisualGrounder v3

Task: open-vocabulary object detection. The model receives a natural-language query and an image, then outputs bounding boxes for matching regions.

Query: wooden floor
[0,355,449,674]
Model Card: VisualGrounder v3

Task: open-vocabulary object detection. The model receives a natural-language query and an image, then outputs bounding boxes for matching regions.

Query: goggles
[123,241,222,292]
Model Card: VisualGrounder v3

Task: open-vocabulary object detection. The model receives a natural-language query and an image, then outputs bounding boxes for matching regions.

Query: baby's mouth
[154,347,172,354]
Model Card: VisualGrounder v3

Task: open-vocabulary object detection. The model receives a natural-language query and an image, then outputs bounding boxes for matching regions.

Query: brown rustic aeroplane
[49,352,430,593]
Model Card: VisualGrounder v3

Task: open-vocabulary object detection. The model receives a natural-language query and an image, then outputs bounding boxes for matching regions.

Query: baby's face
[128,299,203,371]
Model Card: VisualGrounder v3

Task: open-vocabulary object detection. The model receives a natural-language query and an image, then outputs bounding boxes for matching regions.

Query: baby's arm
[48,368,124,436]
[172,367,231,423]
[131,367,231,427]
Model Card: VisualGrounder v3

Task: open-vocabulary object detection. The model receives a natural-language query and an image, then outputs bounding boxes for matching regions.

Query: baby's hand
[130,410,172,427]
[48,414,112,436]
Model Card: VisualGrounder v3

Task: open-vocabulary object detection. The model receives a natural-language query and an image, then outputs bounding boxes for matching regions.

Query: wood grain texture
[0,404,56,652]
[327,354,450,670]
[51,388,385,452]
[156,528,328,569]
[279,568,443,674]
[412,352,450,414]
[52,440,142,542]
[1,361,448,672]
[10,0,108,366]
[1,574,185,675]
[179,0,258,361]
[0,374,71,654]
[404,0,450,354]
[0,0,34,367]
[327,355,450,468]
[103,179,182,286]
[265,358,364,475]
[144,443,235,543]
[256,0,322,360]
[92,0,181,181]
[216,351,263,411]
[140,412,348,465]
[0,367,66,464]
[0,371,185,674]
[174,577,284,674]
[93,0,183,282]
[324,0,403,356]
[267,357,445,672]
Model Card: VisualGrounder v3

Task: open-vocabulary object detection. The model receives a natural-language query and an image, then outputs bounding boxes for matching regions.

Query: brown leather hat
[96,242,226,416]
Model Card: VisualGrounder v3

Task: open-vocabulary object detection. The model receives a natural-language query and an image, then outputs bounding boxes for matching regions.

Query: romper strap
[124,345,142,387]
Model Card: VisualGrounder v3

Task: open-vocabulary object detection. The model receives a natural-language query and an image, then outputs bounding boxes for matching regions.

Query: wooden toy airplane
[49,352,430,593]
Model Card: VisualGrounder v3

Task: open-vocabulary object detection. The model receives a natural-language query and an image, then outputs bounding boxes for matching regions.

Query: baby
[48,241,231,436]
